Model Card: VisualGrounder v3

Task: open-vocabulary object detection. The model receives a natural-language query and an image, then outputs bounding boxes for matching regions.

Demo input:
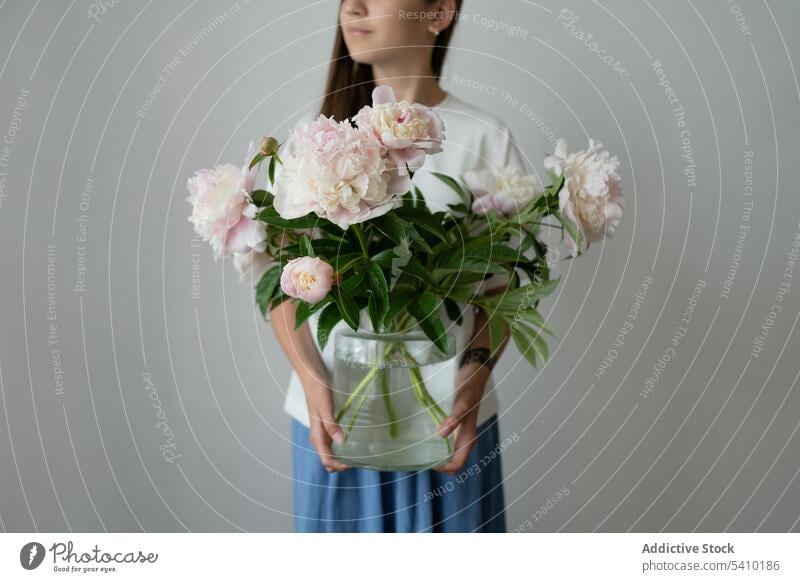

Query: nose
[341,0,367,18]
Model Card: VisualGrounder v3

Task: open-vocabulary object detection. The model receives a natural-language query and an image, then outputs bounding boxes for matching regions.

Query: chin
[349,52,380,65]
[343,40,383,65]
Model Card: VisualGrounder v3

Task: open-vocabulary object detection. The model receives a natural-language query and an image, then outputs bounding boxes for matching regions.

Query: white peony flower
[544,138,624,256]
[187,163,249,258]
[465,165,542,217]
[186,142,260,259]
[274,115,404,230]
[355,85,445,181]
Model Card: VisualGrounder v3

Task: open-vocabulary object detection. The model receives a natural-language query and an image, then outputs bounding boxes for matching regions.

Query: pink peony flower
[225,203,267,255]
[187,142,260,259]
[280,256,334,304]
[356,86,445,182]
[465,165,542,217]
[187,163,249,258]
[274,115,403,229]
[544,138,624,257]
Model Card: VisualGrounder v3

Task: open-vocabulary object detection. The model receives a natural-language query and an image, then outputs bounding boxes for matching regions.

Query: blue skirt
[291,415,506,532]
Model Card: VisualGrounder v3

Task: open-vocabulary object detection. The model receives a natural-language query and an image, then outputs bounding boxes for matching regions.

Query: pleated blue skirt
[291,414,506,532]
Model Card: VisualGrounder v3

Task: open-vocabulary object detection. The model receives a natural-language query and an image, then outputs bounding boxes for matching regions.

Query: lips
[345,26,372,35]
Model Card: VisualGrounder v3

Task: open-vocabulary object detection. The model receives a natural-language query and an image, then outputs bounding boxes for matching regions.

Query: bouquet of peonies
[187,86,624,464]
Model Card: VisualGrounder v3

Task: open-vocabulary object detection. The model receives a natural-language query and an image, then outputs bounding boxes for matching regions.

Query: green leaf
[413,185,428,210]
[548,172,565,198]
[407,292,448,355]
[436,269,484,289]
[333,253,364,274]
[511,322,550,369]
[299,234,315,257]
[469,244,522,263]
[339,270,366,294]
[373,213,434,254]
[435,240,520,270]
[269,294,290,312]
[446,202,469,214]
[383,284,415,328]
[371,248,397,269]
[301,238,352,257]
[487,312,508,356]
[555,211,582,250]
[333,291,360,331]
[512,307,555,337]
[406,225,433,254]
[317,220,348,237]
[431,171,471,209]
[317,302,343,351]
[443,298,463,325]
[493,278,561,310]
[372,213,406,245]
[512,326,538,368]
[403,256,438,288]
[433,258,507,278]
[533,330,549,366]
[295,298,329,329]
[367,293,381,332]
[394,207,447,242]
[268,156,277,185]
[367,263,389,320]
[255,265,281,318]
[249,152,266,170]
[256,206,321,229]
[531,236,548,260]
[249,189,272,207]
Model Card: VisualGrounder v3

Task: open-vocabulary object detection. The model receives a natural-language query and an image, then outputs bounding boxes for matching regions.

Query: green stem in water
[335,312,451,455]
[334,339,396,426]
[380,367,400,439]
[335,365,380,424]
[407,365,453,456]
[401,345,447,420]
[346,390,370,433]
[408,365,447,422]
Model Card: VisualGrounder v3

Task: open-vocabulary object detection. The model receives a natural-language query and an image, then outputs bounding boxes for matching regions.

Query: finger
[317,396,346,447]
[318,441,350,472]
[310,422,350,472]
[436,421,478,474]
[437,399,471,438]
[435,439,473,474]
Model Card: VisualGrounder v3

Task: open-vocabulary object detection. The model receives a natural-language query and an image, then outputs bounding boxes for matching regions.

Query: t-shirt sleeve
[475,123,527,295]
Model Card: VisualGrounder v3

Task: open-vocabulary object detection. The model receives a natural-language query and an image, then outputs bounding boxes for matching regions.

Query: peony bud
[259,136,280,156]
[280,256,334,304]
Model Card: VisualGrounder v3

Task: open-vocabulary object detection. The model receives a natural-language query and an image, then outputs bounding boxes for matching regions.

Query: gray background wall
[1,0,799,532]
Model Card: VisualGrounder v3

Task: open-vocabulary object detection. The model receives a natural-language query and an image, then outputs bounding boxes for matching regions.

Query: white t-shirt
[282,91,527,428]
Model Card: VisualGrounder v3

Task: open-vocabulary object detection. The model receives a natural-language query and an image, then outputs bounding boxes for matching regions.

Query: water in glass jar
[331,351,455,471]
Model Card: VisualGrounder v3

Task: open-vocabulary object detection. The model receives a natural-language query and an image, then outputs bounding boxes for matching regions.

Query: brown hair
[320,1,463,120]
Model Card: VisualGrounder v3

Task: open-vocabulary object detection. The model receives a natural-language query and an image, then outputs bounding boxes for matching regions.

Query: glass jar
[331,329,456,471]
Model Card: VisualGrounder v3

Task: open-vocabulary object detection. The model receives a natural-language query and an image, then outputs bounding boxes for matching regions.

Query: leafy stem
[352,223,370,258]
